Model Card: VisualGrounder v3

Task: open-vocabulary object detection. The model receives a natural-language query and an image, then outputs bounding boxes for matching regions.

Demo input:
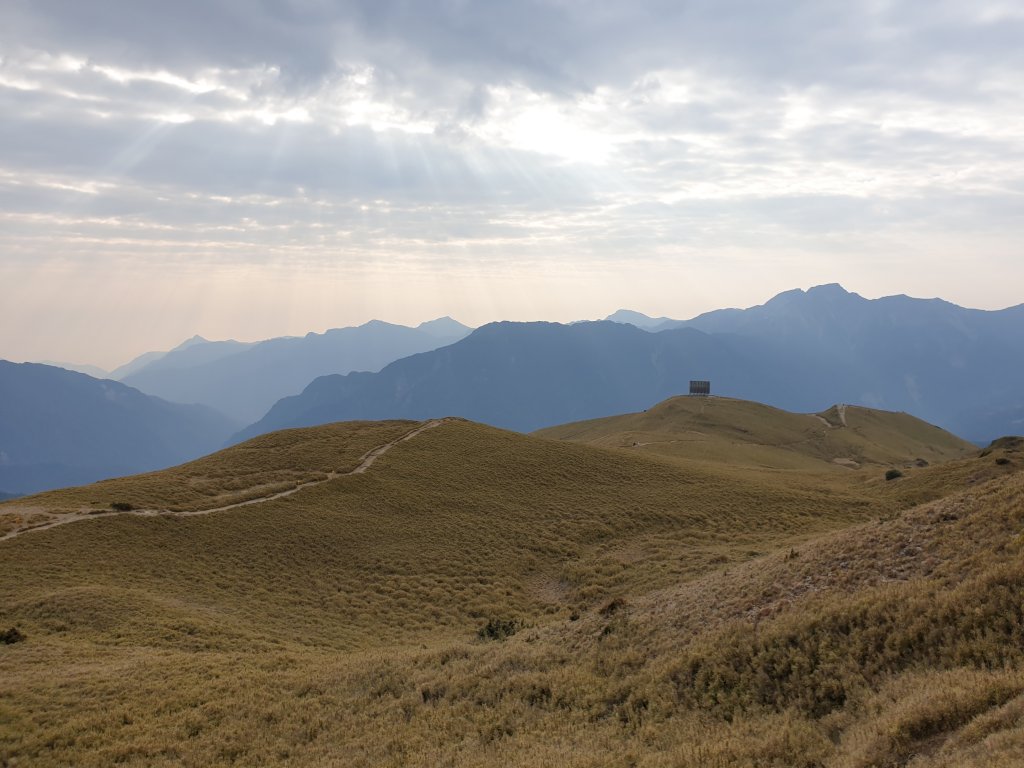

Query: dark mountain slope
[0,362,237,494]
[236,321,826,440]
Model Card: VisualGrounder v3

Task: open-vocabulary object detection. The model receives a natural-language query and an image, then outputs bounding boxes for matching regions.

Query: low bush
[1,626,25,644]
[477,617,521,641]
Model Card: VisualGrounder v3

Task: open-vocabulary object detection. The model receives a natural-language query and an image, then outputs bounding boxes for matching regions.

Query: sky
[2,0,1023,369]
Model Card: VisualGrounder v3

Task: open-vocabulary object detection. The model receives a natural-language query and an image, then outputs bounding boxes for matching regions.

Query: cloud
[1,1,1023,366]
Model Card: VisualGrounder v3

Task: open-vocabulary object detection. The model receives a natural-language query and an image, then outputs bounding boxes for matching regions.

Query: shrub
[599,597,627,616]
[885,469,904,481]
[995,457,1011,466]
[1,627,25,645]
[477,617,521,641]
[110,501,135,511]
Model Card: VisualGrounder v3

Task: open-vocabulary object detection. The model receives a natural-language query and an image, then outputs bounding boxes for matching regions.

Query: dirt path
[837,403,848,427]
[814,404,849,430]
[0,419,445,543]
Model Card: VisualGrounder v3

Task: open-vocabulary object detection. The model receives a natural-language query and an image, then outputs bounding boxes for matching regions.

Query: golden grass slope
[535,396,974,471]
[0,418,1022,766]
[0,419,885,652]
[0,420,419,538]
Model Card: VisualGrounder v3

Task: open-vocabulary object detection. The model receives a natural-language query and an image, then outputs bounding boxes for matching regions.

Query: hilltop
[1,415,1022,766]
[536,395,974,472]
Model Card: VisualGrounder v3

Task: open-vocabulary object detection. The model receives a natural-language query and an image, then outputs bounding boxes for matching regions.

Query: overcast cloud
[2,1,1022,367]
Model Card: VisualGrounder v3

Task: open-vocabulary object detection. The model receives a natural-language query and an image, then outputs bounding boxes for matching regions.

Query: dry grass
[0,421,883,649]
[1,416,1022,766]
[11,420,417,512]
[0,420,418,537]
[535,396,974,472]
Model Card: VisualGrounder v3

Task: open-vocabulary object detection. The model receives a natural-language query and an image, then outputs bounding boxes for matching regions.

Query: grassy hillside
[0,416,1021,766]
[0,419,881,647]
[535,396,974,472]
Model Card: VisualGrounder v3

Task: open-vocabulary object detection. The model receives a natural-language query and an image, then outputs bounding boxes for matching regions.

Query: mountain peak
[173,335,209,351]
[805,283,864,300]
[807,283,849,295]
[417,316,472,337]
[604,309,677,330]
[357,319,398,330]
[763,283,862,308]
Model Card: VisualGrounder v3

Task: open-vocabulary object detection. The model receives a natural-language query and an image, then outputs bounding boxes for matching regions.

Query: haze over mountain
[35,361,109,379]
[242,285,1024,443]
[603,309,679,331]
[118,318,471,423]
[113,337,254,380]
[0,362,237,495]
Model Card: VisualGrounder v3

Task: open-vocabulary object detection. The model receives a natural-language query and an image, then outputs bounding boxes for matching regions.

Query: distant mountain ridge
[0,361,238,494]
[118,318,472,423]
[240,286,1024,442]
[235,320,822,440]
[671,284,1024,441]
[603,309,679,330]
[106,334,225,380]
[36,360,109,379]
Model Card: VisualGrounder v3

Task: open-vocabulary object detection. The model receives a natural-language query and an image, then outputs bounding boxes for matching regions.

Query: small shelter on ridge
[689,380,711,396]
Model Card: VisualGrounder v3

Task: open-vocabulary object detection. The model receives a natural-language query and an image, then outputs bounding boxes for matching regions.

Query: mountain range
[613,283,1024,440]
[109,317,471,423]
[237,320,813,439]
[239,285,1024,443]
[6,285,1023,495]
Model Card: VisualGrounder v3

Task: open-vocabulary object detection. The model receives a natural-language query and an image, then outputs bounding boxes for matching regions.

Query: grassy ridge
[0,420,419,537]
[535,396,974,471]
[0,415,1021,766]
[0,420,883,651]
[12,420,419,512]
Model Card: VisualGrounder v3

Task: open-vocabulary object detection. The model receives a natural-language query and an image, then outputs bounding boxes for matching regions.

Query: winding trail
[0,419,445,543]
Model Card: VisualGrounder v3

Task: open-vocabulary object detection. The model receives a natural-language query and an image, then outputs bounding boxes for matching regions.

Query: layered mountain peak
[763,282,863,307]
[807,282,855,297]
[603,309,676,330]
[176,334,209,349]
[416,316,472,337]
